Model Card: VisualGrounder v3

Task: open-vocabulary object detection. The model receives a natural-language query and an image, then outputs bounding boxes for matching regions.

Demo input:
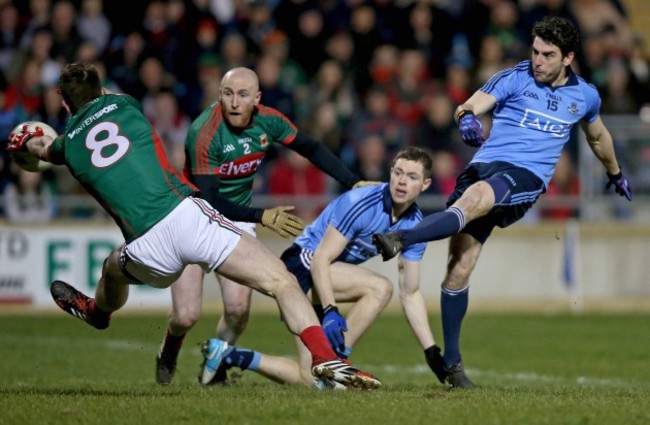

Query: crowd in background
[0,0,647,223]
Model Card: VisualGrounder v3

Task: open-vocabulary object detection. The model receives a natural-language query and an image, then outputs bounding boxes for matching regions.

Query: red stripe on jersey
[195,105,222,175]
[280,133,297,146]
[256,105,298,132]
[152,129,198,194]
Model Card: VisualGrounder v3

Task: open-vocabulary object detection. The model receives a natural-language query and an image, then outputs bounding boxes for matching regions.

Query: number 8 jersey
[48,94,195,242]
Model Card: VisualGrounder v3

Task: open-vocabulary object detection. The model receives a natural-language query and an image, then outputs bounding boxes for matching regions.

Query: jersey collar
[382,184,419,221]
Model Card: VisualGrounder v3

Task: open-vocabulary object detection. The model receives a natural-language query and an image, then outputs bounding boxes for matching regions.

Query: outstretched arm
[397,257,435,350]
[454,90,497,121]
[8,126,64,165]
[192,174,304,236]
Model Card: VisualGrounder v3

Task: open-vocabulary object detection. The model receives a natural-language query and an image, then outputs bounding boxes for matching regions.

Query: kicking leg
[50,247,130,330]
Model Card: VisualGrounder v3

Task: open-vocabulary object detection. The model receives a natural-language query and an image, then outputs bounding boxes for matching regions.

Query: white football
[8,121,58,172]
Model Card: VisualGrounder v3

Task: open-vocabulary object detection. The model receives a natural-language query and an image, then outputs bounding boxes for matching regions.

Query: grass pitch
[1,310,649,425]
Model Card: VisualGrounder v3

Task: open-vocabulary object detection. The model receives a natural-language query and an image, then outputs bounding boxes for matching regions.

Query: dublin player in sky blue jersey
[372,17,632,389]
[198,148,452,388]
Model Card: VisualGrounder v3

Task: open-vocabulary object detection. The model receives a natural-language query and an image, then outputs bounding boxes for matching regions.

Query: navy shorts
[447,161,545,244]
[280,244,315,295]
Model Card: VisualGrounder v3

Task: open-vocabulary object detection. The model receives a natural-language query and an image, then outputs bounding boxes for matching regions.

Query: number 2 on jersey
[85,122,130,167]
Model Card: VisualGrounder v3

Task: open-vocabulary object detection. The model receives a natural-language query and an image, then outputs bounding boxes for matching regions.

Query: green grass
[1,311,649,424]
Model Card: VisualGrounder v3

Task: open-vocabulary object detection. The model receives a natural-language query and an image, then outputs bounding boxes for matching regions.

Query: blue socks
[440,285,469,368]
[402,206,466,247]
[223,347,261,371]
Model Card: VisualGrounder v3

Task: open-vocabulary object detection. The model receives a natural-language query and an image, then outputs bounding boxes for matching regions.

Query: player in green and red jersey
[7,62,381,390]
[155,67,377,385]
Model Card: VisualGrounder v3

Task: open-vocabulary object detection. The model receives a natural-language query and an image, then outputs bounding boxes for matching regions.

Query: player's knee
[223,301,251,327]
[373,276,394,303]
[444,267,470,291]
[171,306,201,330]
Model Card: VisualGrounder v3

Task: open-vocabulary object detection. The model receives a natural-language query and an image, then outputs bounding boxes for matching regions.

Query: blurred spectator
[194,53,223,113]
[601,58,637,114]
[413,93,458,153]
[445,62,472,105]
[268,149,327,220]
[7,27,61,88]
[75,40,101,64]
[302,101,343,155]
[241,0,277,55]
[33,85,67,135]
[218,31,254,70]
[368,43,399,89]
[77,0,112,55]
[141,1,174,69]
[429,150,460,197]
[49,0,83,64]
[386,49,434,125]
[519,0,579,45]
[474,35,507,86]
[147,89,190,173]
[4,58,43,120]
[288,8,330,78]
[134,56,177,117]
[347,86,408,158]
[569,0,634,57]
[349,133,390,185]
[0,2,22,74]
[580,32,610,91]
[399,0,455,79]
[460,0,502,61]
[19,0,51,50]
[106,31,147,96]
[627,36,650,110]
[486,0,527,61]
[298,59,357,127]
[2,167,56,223]
[539,150,580,220]
[0,71,22,145]
[260,30,309,103]
[348,5,383,82]
[256,53,295,120]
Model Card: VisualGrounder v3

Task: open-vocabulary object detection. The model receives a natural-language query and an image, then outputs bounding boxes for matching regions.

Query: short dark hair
[59,63,102,113]
[531,16,580,57]
[392,147,433,177]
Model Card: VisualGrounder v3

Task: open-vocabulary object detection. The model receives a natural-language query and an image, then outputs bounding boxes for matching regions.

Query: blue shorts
[280,243,314,294]
[447,161,545,244]
[280,244,327,320]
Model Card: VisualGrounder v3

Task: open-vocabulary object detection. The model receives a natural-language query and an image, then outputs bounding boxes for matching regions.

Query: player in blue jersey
[198,147,451,388]
[372,16,632,389]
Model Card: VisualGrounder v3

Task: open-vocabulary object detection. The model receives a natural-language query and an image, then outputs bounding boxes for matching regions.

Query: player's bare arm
[580,117,621,175]
[397,258,435,350]
[310,225,349,308]
[455,90,497,122]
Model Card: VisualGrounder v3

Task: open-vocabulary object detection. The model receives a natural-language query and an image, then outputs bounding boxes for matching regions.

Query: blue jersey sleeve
[401,241,426,262]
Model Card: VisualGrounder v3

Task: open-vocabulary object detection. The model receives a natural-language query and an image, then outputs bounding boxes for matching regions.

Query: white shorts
[121,197,242,288]
[230,220,256,237]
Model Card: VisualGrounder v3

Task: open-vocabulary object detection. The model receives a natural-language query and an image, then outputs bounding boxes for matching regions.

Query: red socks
[161,328,186,355]
[299,325,338,364]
